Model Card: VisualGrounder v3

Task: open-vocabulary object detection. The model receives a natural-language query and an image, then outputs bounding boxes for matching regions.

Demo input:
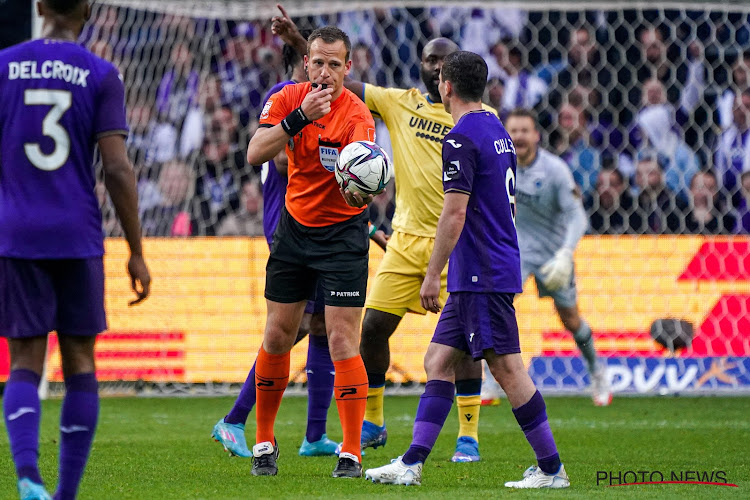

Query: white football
[334,140,392,196]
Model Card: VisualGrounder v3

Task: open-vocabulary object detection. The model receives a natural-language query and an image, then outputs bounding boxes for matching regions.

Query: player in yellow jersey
[271,5,497,462]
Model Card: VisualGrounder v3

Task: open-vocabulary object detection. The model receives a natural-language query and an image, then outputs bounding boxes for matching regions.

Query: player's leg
[53,257,108,500]
[480,269,531,407]
[477,292,568,489]
[325,304,368,477]
[4,337,49,500]
[250,297,307,476]
[2,258,59,499]
[480,360,502,405]
[213,302,318,458]
[452,358,482,462]
[366,295,466,486]
[253,229,316,475]
[299,300,338,457]
[547,271,611,406]
[487,351,569,489]
[56,335,99,500]
[359,308,402,448]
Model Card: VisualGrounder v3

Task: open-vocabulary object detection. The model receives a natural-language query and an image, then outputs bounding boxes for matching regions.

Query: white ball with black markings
[335,140,392,196]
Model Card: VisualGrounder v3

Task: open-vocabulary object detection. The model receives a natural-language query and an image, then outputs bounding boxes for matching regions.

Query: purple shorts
[0,257,107,338]
[304,280,326,315]
[431,292,520,360]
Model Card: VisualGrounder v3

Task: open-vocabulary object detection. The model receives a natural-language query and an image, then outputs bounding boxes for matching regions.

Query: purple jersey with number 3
[0,39,128,259]
[441,110,522,293]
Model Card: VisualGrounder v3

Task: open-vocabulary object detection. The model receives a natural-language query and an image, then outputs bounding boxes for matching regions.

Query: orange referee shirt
[259,82,376,227]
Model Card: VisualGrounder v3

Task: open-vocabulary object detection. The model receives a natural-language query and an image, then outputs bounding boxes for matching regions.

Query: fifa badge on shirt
[318,136,340,172]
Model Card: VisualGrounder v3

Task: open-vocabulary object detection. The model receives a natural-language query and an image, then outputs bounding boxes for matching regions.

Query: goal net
[6,0,749,397]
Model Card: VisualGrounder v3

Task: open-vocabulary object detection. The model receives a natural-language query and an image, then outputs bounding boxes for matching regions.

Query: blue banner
[529,357,750,394]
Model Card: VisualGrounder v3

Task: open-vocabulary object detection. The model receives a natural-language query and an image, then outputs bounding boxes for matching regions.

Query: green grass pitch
[1,395,748,499]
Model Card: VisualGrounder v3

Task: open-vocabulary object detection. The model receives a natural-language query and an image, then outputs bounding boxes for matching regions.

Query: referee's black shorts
[265,207,369,308]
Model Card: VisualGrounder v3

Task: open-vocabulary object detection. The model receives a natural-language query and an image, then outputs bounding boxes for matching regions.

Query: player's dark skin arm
[99,134,151,305]
[371,229,389,251]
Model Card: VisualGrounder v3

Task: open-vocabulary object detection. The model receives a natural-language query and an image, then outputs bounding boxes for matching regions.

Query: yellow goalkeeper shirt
[364,84,496,237]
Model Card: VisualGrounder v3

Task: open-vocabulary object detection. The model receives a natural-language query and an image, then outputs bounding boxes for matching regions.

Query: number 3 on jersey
[23,89,72,171]
[506,167,516,225]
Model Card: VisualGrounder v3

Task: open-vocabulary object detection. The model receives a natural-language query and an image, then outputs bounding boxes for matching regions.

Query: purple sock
[3,369,43,484]
[512,390,561,474]
[305,334,334,442]
[402,380,455,465]
[55,373,99,500]
[225,363,256,425]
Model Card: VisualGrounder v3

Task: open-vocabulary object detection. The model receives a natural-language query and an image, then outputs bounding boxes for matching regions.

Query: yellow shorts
[366,231,448,317]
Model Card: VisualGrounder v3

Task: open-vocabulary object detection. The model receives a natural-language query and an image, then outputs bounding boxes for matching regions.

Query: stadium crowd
[81,5,750,236]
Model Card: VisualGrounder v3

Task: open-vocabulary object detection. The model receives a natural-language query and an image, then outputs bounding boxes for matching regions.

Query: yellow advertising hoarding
[20,236,749,383]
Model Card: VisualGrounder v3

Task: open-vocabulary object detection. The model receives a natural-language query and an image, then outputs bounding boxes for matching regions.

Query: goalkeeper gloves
[539,248,574,292]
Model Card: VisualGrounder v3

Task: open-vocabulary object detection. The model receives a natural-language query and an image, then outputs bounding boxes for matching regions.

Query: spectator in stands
[585,165,638,235]
[550,103,600,197]
[192,107,246,235]
[126,101,161,168]
[633,26,702,117]
[715,88,750,207]
[632,153,686,234]
[217,179,264,237]
[349,42,386,86]
[547,28,610,111]
[483,77,505,120]
[181,73,228,160]
[432,7,527,60]
[156,41,199,128]
[138,160,193,237]
[683,170,735,234]
[735,170,750,233]
[634,94,699,201]
[220,23,280,128]
[486,39,547,113]
[718,50,750,131]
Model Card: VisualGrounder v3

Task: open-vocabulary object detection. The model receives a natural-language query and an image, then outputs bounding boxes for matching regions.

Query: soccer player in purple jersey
[365,51,569,489]
[0,1,151,499]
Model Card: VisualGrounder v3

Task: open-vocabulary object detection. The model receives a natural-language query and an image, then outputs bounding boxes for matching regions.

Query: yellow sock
[456,394,481,441]
[364,386,385,427]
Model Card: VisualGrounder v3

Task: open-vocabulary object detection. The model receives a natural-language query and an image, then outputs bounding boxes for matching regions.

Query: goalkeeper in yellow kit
[272,4,497,462]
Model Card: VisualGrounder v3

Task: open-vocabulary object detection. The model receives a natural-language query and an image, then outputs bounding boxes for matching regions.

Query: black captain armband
[281,107,311,136]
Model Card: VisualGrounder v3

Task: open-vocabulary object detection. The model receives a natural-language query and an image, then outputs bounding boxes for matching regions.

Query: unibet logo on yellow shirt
[365,84,496,237]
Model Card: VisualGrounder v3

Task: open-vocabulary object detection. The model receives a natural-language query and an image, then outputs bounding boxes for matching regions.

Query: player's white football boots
[591,367,613,406]
[504,464,570,488]
[365,456,423,486]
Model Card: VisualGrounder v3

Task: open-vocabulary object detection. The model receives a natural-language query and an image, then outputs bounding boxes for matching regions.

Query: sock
[512,390,561,475]
[333,355,368,461]
[56,373,99,500]
[364,372,386,427]
[402,380,454,465]
[573,321,598,375]
[455,379,481,442]
[305,335,334,442]
[3,369,43,485]
[225,362,256,425]
[254,346,290,445]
